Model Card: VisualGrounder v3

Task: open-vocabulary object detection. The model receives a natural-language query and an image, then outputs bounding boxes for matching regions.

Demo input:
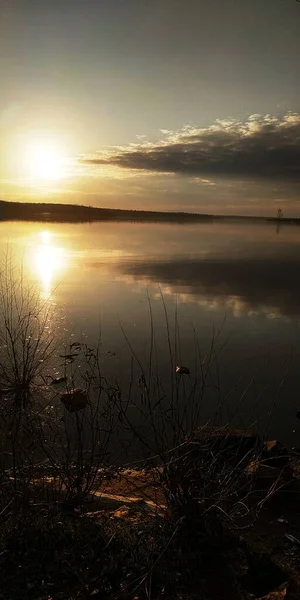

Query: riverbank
[1,429,300,600]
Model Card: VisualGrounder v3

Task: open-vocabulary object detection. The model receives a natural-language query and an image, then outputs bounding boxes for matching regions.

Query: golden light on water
[31,230,67,298]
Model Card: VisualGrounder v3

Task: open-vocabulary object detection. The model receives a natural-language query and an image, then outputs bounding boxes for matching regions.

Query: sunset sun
[27,140,66,181]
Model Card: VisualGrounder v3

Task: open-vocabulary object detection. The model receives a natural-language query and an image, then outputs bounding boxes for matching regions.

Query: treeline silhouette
[0,200,299,225]
[0,200,214,223]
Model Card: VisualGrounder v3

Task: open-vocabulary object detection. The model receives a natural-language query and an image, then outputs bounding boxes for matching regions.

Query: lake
[1,218,300,450]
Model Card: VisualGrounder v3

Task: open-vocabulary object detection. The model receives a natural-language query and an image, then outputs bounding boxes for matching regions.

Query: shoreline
[1,199,300,225]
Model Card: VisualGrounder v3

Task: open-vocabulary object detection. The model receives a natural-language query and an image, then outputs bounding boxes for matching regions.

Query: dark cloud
[82,114,300,180]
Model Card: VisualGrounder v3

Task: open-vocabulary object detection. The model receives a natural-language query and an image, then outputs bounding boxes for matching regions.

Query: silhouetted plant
[0,256,55,406]
[33,341,125,503]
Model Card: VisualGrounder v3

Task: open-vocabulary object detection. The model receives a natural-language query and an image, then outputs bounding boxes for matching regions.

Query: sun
[27,140,66,181]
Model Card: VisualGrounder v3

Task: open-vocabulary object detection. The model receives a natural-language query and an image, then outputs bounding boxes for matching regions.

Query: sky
[0,0,300,216]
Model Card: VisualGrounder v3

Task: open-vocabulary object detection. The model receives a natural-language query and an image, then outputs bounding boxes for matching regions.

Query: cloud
[82,113,300,180]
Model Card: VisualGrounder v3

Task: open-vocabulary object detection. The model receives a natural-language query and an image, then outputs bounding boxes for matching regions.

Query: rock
[51,376,67,385]
[243,552,287,599]
[172,429,261,481]
[246,460,293,489]
[259,583,287,599]
[199,428,260,467]
[175,366,190,375]
[277,517,288,524]
[70,342,81,348]
[247,440,294,488]
[61,388,88,412]
[262,440,291,470]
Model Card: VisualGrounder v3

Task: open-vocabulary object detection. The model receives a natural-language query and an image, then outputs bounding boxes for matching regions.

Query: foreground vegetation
[1,263,300,599]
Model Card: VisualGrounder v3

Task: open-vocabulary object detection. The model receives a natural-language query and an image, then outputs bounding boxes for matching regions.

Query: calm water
[1,219,300,448]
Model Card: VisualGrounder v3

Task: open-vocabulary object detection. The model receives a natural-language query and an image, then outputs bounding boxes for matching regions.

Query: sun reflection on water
[31,230,67,299]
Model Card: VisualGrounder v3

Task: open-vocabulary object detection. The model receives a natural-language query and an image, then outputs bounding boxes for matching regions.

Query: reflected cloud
[115,257,300,321]
[30,231,67,299]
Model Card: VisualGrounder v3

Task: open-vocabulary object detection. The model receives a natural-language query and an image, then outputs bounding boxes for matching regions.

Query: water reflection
[116,257,300,321]
[2,219,300,321]
[0,219,299,450]
[31,230,67,299]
